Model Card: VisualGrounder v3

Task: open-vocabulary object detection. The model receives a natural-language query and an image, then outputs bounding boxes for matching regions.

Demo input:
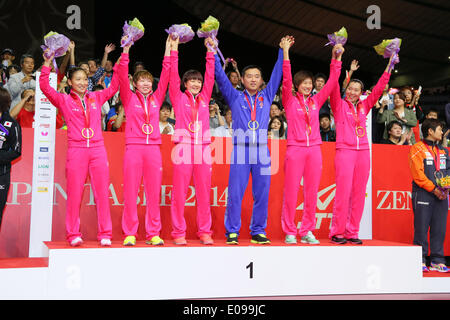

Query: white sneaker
[301,231,320,245]
[100,239,112,247]
[70,237,83,247]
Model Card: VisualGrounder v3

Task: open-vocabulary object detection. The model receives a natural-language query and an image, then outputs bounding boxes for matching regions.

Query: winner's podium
[1,239,448,300]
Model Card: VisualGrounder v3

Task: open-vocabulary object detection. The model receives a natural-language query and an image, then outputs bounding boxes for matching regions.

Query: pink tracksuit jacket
[169,50,215,239]
[40,65,119,243]
[118,52,171,241]
[330,71,391,239]
[281,59,342,237]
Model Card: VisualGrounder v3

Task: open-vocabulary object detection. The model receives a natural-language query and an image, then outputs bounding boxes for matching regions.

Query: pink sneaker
[70,237,83,247]
[200,234,214,245]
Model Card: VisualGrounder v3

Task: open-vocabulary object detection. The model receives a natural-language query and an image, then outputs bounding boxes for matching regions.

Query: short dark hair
[319,113,331,121]
[182,70,203,90]
[293,70,314,89]
[160,101,172,112]
[386,120,403,133]
[421,118,443,139]
[20,54,34,66]
[68,67,88,80]
[0,88,11,113]
[242,65,263,78]
[348,79,365,92]
[314,73,327,82]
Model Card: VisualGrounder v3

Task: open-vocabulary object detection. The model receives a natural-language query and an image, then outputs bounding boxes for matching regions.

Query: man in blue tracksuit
[214,40,284,245]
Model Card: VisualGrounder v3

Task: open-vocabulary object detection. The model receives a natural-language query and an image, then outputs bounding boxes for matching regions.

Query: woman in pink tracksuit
[41,52,119,247]
[118,36,173,247]
[329,54,396,245]
[281,37,343,245]
[169,37,216,245]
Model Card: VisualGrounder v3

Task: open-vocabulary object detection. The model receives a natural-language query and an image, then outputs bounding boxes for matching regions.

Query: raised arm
[40,53,65,109]
[169,37,183,113]
[361,56,394,114]
[95,62,120,106]
[281,36,295,109]
[153,36,172,104]
[314,44,344,107]
[264,46,284,101]
[200,37,216,101]
[118,40,134,107]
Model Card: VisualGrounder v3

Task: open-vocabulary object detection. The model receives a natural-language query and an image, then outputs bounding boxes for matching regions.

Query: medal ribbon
[187,91,200,128]
[244,91,259,123]
[296,93,313,135]
[345,99,365,136]
[136,92,151,125]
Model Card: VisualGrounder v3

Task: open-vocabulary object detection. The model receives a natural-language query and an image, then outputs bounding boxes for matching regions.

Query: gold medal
[248,120,259,131]
[142,123,154,135]
[81,128,94,139]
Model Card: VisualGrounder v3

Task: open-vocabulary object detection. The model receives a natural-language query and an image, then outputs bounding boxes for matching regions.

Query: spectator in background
[319,113,336,142]
[270,101,287,129]
[134,61,145,74]
[401,86,423,142]
[106,102,126,132]
[213,106,233,138]
[341,59,360,94]
[0,48,15,86]
[223,58,243,91]
[209,99,225,130]
[380,84,394,110]
[268,115,286,139]
[78,43,116,91]
[377,92,417,145]
[5,65,20,82]
[102,60,114,88]
[381,120,412,145]
[312,73,332,116]
[159,102,174,135]
[10,89,65,129]
[5,54,35,107]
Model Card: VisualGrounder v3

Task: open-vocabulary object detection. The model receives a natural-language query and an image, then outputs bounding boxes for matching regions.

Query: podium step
[0,240,448,299]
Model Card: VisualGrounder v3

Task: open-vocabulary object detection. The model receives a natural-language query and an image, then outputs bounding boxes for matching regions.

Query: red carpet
[0,258,48,269]
[44,239,414,249]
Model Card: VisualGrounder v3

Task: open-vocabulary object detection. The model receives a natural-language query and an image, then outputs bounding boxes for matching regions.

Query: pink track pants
[122,144,163,240]
[170,143,212,239]
[330,149,370,239]
[281,145,322,237]
[65,146,112,243]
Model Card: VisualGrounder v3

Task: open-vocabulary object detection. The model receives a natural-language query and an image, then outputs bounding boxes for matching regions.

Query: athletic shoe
[174,237,187,246]
[226,233,239,245]
[331,236,347,245]
[430,262,449,273]
[285,235,297,245]
[346,238,363,245]
[422,263,429,272]
[199,234,214,245]
[251,234,271,245]
[123,236,136,247]
[70,237,83,247]
[146,236,165,246]
[301,231,320,245]
[100,239,112,247]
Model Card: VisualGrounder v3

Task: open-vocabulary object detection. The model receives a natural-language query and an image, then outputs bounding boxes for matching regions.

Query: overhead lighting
[394,70,398,73]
